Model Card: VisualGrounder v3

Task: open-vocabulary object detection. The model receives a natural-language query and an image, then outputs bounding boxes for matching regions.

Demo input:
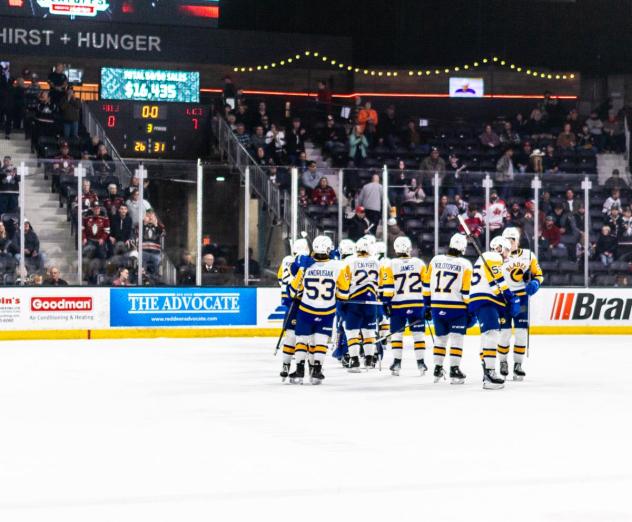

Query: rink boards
[0,287,631,340]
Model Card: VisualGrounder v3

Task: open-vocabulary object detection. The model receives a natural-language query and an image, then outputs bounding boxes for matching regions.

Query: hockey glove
[509,297,522,318]
[525,279,540,296]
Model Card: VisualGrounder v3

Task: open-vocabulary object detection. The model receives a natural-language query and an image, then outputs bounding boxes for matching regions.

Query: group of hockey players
[276,226,543,389]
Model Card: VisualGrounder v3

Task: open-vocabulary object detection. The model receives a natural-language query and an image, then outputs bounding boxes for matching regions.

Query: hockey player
[374,241,391,349]
[499,227,544,381]
[469,236,521,389]
[423,233,472,384]
[288,235,351,384]
[343,236,381,371]
[381,236,427,376]
[277,238,310,381]
[332,238,356,366]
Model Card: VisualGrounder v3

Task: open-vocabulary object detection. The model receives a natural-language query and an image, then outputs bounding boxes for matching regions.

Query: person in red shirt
[541,215,567,257]
[311,177,337,206]
[460,205,483,237]
[316,80,332,116]
[82,201,110,260]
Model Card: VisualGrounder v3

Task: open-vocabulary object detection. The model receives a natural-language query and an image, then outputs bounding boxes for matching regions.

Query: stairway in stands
[2,135,78,284]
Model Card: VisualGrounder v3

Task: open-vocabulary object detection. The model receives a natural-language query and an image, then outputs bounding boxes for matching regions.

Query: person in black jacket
[15,220,44,272]
[0,155,19,214]
[109,204,133,251]
[285,117,306,164]
[44,266,68,286]
[347,206,373,240]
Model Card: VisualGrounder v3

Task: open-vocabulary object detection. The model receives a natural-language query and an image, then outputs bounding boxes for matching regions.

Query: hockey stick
[375,318,424,344]
[522,233,533,359]
[424,316,435,345]
[274,298,298,356]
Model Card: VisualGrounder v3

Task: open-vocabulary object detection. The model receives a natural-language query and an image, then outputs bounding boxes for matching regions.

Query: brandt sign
[550,292,632,321]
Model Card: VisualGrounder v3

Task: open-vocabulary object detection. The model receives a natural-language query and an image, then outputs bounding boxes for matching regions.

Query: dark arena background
[0,1,631,520]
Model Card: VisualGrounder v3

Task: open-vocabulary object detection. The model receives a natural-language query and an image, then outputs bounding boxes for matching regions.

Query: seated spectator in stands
[259,114,271,133]
[454,194,468,215]
[402,177,426,204]
[483,191,507,236]
[298,186,309,208]
[499,121,520,146]
[321,115,346,157]
[348,125,368,167]
[526,108,550,140]
[254,101,268,127]
[556,123,577,150]
[604,169,630,193]
[226,112,237,131]
[606,205,623,237]
[83,202,110,260]
[142,209,164,276]
[202,253,217,274]
[479,124,500,149]
[265,123,286,163]
[0,221,17,259]
[112,267,131,286]
[441,154,464,197]
[266,165,291,192]
[460,205,483,238]
[356,173,387,230]
[286,117,306,164]
[109,203,133,250]
[515,142,533,173]
[594,225,617,267]
[577,124,595,150]
[603,188,623,214]
[48,63,68,106]
[569,203,586,236]
[377,104,398,148]
[254,146,269,167]
[566,108,582,135]
[495,147,515,199]
[301,161,322,190]
[347,206,373,240]
[540,190,554,217]
[551,202,570,234]
[315,81,332,116]
[250,125,266,152]
[295,151,309,173]
[45,266,68,286]
[234,104,250,127]
[0,155,19,214]
[312,177,337,206]
[125,189,151,227]
[402,120,421,149]
[513,112,529,137]
[506,202,525,228]
[51,142,76,191]
[72,179,99,216]
[103,184,124,217]
[177,251,196,285]
[562,189,581,214]
[59,87,81,140]
[530,148,545,174]
[586,110,604,149]
[419,147,446,180]
[235,247,261,279]
[16,219,44,272]
[618,206,632,243]
[603,111,625,153]
[234,122,251,149]
[543,144,559,173]
[541,215,566,257]
[357,101,378,133]
[439,195,459,227]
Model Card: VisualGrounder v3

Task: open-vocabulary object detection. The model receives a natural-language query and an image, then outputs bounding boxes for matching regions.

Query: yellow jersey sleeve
[380,265,395,299]
[530,256,544,284]
[288,267,305,299]
[461,267,472,303]
[277,262,284,286]
[336,264,351,300]
[485,258,509,292]
[422,263,432,297]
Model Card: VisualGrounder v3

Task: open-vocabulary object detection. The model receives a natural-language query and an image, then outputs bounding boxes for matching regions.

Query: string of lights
[232,51,576,81]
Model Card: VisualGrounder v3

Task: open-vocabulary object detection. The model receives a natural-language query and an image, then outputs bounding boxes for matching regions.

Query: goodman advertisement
[109,287,257,327]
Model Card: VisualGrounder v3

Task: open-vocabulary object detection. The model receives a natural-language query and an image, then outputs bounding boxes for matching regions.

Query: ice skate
[280,363,291,382]
[364,354,375,369]
[513,363,526,381]
[289,361,305,384]
[450,366,466,384]
[348,356,361,373]
[311,361,325,385]
[390,358,401,376]
[483,368,505,390]
[341,353,351,368]
[433,365,445,383]
[500,360,509,377]
[417,359,428,376]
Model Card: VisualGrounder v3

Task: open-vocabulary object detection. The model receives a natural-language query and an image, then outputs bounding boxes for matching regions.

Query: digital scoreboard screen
[100,68,200,103]
[90,101,209,159]
[0,0,220,27]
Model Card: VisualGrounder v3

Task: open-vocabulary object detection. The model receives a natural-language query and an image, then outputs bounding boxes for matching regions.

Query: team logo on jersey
[509,267,524,283]
[36,0,109,17]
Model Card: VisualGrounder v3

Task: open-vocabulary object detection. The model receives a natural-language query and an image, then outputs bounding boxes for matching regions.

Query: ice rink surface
[0,335,631,522]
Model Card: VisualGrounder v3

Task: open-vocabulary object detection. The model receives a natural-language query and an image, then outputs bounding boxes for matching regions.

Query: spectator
[506,202,525,228]
[619,206,632,243]
[45,266,68,286]
[0,155,19,214]
[389,162,409,205]
[566,108,582,134]
[6,77,26,139]
[0,221,17,260]
[577,124,595,150]
[315,80,332,115]
[479,124,500,149]
[439,195,459,227]
[51,141,75,192]
[419,147,446,179]
[301,161,322,190]
[235,247,261,278]
[16,219,44,272]
[515,142,533,173]
[234,122,251,149]
[540,190,554,217]
[460,205,483,238]
[443,154,465,196]
[513,112,529,136]
[103,184,124,217]
[265,123,286,163]
[347,206,373,240]
[495,147,515,198]
[109,203,133,249]
[454,194,468,215]
[562,189,580,214]
[377,104,398,148]
[356,173,387,230]
[250,125,266,151]
[142,209,164,276]
[603,188,623,215]
[541,215,566,257]
[260,114,271,133]
[526,108,549,140]
[254,146,269,167]
[556,123,576,150]
[112,267,131,286]
[402,177,426,204]
[234,104,250,127]
[125,188,151,227]
[569,204,586,237]
[321,115,345,157]
[266,165,291,192]
[297,186,309,208]
[348,125,368,166]
[31,91,56,148]
[294,151,309,173]
[530,148,545,175]
[499,121,520,146]
[594,225,617,267]
[47,63,68,106]
[311,177,337,206]
[286,117,306,164]
[222,76,237,107]
[605,206,623,237]
[177,251,196,285]
[402,119,421,149]
[603,111,625,152]
[604,169,630,193]
[72,179,98,216]
[82,202,110,260]
[551,203,571,234]
[543,144,559,173]
[357,101,378,133]
[483,190,507,236]
[59,87,81,139]
[253,101,268,128]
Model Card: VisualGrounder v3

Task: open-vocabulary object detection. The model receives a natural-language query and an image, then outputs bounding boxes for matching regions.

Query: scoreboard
[89,101,209,159]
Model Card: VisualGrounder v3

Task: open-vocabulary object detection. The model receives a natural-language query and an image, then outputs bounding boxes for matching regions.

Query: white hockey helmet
[312,235,333,255]
[292,238,310,257]
[449,233,468,254]
[362,234,377,254]
[393,236,412,256]
[339,238,355,257]
[355,236,372,255]
[490,236,511,255]
[374,241,387,258]
[502,227,521,244]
